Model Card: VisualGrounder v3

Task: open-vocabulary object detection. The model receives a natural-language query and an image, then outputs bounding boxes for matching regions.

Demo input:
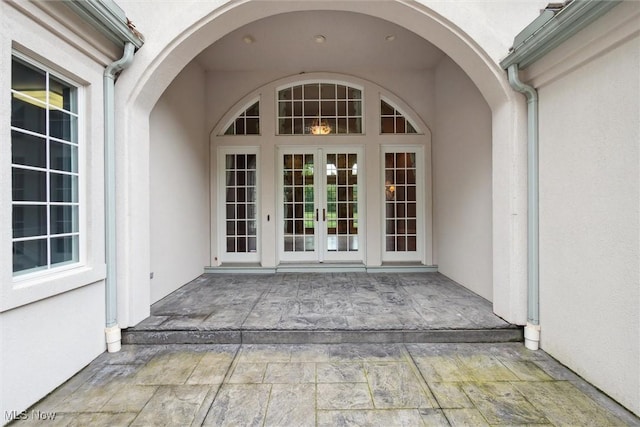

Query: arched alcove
[115,0,529,327]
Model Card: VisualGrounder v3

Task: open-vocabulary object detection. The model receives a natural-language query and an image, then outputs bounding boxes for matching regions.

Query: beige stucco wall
[149,61,209,303]
[530,3,640,415]
[433,57,493,301]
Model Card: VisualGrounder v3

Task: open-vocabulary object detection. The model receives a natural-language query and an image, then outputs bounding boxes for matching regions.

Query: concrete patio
[10,273,639,426]
[123,272,522,345]
[12,343,639,426]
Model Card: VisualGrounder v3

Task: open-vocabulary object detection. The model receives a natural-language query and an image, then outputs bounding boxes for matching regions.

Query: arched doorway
[115,0,529,327]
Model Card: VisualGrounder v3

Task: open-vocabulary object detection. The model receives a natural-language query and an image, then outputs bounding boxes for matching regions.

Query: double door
[279,147,363,262]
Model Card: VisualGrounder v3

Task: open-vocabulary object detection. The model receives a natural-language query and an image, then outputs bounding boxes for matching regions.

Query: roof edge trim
[500,0,620,70]
[63,0,144,49]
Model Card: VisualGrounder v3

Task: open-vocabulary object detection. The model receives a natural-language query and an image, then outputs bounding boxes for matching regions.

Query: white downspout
[507,64,540,351]
[104,42,135,353]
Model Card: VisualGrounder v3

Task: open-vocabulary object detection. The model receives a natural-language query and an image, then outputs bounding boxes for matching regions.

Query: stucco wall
[1,283,106,420]
[537,32,640,415]
[149,61,209,303]
[0,2,115,419]
[433,57,493,301]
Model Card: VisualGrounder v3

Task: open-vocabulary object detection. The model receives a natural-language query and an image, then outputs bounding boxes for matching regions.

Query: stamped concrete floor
[14,343,640,426]
[124,273,522,344]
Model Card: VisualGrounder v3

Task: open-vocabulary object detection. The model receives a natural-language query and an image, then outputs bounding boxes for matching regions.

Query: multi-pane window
[225,154,258,253]
[278,82,363,135]
[283,154,315,252]
[384,152,417,252]
[223,101,260,135]
[11,56,79,275]
[380,99,417,134]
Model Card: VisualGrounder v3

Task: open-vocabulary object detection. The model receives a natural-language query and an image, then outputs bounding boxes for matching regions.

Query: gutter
[500,0,620,351]
[64,0,144,353]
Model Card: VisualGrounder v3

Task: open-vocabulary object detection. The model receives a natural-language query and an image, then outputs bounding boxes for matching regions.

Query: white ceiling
[195,11,446,72]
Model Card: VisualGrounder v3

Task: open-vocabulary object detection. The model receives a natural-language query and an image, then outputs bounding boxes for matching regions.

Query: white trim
[2,38,105,312]
[277,145,365,264]
[218,96,261,136]
[379,95,423,135]
[275,79,365,136]
[216,146,261,264]
[10,54,85,280]
[380,145,427,263]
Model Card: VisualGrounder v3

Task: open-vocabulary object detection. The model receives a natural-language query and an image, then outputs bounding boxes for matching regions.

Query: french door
[279,147,363,263]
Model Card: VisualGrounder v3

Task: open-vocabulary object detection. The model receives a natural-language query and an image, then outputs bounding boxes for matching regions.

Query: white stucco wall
[524,2,640,415]
[433,57,493,301]
[149,61,209,303]
[1,283,106,419]
[0,2,115,419]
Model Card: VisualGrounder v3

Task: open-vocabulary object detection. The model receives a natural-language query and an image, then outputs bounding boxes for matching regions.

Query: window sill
[0,263,107,313]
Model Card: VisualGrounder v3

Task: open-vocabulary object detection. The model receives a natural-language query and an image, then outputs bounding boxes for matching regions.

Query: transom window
[11,56,80,276]
[381,99,418,134]
[278,82,363,135]
[223,100,260,135]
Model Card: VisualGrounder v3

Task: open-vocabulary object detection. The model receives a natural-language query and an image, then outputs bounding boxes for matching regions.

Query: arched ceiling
[195,10,446,73]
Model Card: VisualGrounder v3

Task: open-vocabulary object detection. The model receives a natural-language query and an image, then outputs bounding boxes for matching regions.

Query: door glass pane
[385,151,418,252]
[326,152,358,252]
[283,153,314,252]
[225,154,258,253]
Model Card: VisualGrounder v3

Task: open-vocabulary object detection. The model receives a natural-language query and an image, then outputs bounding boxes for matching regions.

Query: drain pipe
[104,42,135,353]
[507,63,540,351]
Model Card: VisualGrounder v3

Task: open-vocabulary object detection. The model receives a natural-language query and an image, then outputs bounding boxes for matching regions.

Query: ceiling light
[385,35,396,42]
[314,35,326,43]
[242,35,255,44]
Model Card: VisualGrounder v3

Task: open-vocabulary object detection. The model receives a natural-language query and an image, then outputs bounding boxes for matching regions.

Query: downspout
[507,64,540,351]
[104,42,135,353]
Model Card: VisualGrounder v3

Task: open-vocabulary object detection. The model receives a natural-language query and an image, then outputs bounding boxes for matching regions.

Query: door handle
[323,208,326,222]
[316,209,319,221]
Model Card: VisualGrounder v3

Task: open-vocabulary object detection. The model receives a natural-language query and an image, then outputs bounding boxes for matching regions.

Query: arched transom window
[380,98,419,134]
[223,100,260,135]
[277,82,363,135]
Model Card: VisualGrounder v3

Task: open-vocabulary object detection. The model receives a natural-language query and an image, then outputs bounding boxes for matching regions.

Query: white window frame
[380,96,422,135]
[1,46,105,312]
[275,80,365,136]
[10,53,84,279]
[219,97,260,136]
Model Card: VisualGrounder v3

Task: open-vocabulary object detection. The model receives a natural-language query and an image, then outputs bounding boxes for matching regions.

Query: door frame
[277,145,365,264]
[381,144,427,263]
[216,146,261,263]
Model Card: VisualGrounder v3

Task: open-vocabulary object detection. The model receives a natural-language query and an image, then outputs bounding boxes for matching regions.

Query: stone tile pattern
[14,343,639,426]
[136,273,512,332]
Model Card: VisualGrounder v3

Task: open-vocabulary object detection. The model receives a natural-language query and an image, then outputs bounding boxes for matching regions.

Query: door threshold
[277,262,366,273]
[205,263,438,274]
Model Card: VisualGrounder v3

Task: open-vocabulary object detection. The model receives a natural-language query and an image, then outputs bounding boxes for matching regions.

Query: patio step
[121,327,523,345]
